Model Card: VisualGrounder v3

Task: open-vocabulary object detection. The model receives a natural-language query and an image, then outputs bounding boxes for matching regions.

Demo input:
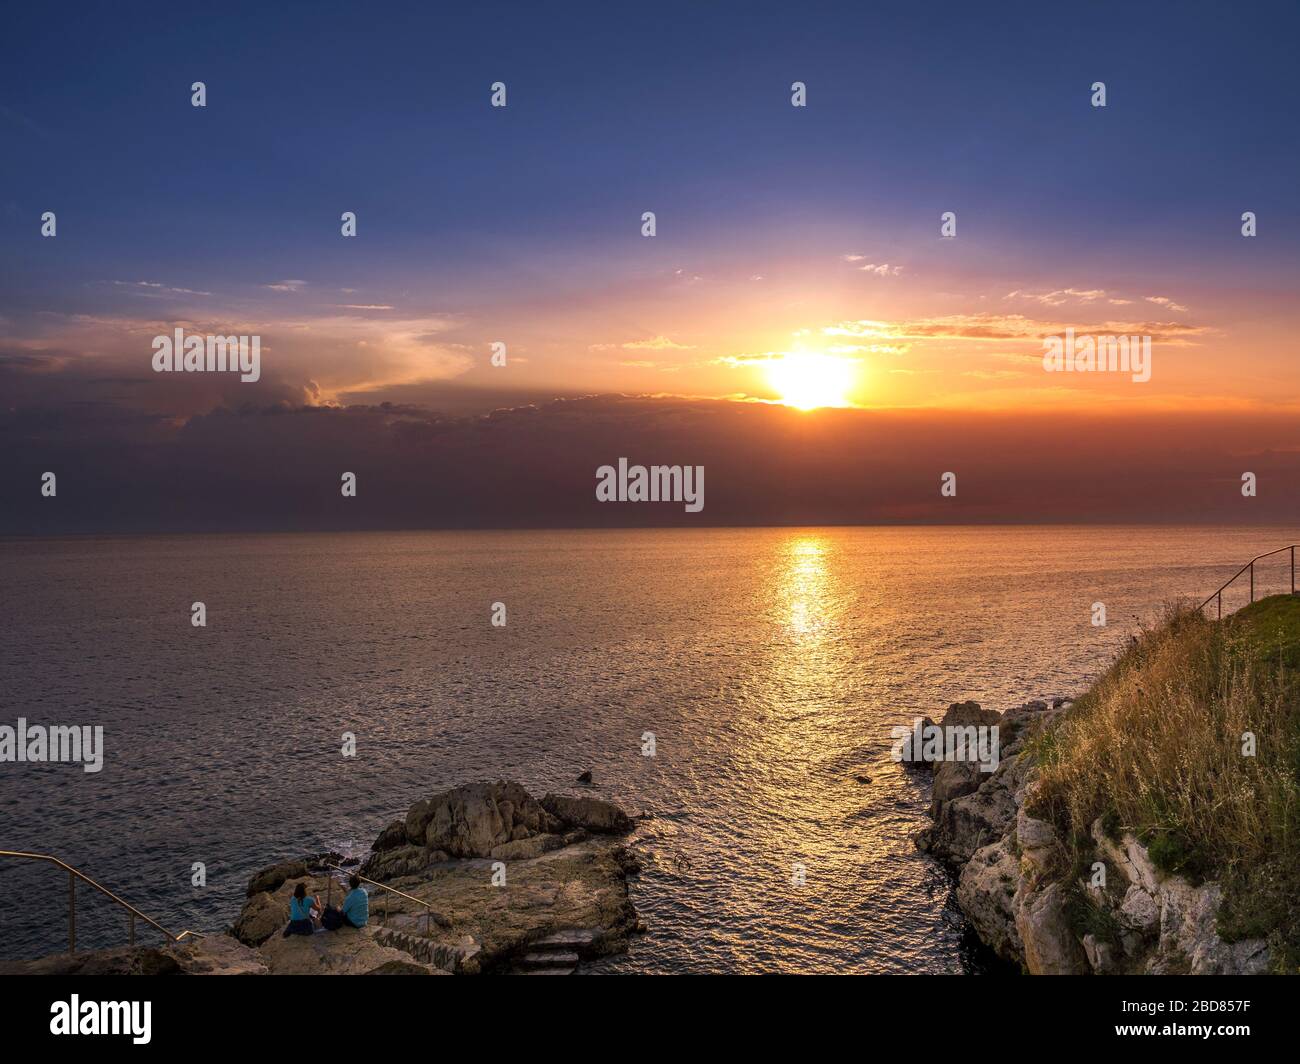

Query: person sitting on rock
[321,874,369,931]
[283,882,319,936]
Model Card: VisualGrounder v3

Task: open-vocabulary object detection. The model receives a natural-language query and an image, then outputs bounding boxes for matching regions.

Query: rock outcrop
[231,779,640,975]
[915,699,1271,975]
[361,780,636,881]
[405,780,561,856]
[246,859,309,897]
[233,867,340,948]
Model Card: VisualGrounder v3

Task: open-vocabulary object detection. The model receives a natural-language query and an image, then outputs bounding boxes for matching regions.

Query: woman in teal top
[283,881,319,936]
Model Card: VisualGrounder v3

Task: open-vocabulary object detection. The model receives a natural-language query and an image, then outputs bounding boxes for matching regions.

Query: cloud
[963,369,1027,380]
[842,255,902,275]
[264,279,308,293]
[591,335,696,352]
[7,393,1300,533]
[1006,289,1190,315]
[713,351,786,367]
[1005,288,1107,306]
[624,335,696,350]
[111,280,212,296]
[1145,295,1189,312]
[824,314,1209,345]
[826,314,1046,341]
[0,308,469,405]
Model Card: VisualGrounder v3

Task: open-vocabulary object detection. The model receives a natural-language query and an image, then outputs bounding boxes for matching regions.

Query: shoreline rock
[0,934,268,976]
[235,779,641,975]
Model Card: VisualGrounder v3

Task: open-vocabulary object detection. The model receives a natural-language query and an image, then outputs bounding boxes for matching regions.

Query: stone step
[514,967,574,975]
[374,927,478,974]
[520,951,579,967]
[533,928,598,949]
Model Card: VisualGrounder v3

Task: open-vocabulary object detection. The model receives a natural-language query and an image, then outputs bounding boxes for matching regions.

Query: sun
[766,352,857,410]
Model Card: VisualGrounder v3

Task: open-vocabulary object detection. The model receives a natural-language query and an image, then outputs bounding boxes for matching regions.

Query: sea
[1,525,1294,971]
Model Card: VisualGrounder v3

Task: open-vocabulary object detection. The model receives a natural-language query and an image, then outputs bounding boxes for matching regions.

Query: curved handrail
[1198,544,1298,617]
[325,863,450,933]
[0,849,205,952]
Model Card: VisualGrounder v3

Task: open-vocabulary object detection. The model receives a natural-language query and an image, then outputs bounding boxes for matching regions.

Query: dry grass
[1028,596,1300,963]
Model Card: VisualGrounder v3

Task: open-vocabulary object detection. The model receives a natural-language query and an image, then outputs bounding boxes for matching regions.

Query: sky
[3,1,1300,531]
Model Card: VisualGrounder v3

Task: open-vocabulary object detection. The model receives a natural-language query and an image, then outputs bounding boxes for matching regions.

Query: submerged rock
[541,792,633,834]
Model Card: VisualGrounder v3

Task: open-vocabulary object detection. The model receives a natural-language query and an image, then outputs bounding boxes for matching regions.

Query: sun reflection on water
[780,535,832,638]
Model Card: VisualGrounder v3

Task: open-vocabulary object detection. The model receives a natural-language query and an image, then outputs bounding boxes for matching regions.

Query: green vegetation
[1062,847,1123,945]
[1027,595,1300,970]
[1064,882,1123,946]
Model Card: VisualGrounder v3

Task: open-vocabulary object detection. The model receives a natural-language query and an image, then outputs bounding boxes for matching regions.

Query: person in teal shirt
[283,882,319,937]
[341,877,369,928]
[322,874,369,930]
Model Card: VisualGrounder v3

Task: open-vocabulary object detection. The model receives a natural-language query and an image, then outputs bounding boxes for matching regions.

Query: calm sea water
[2,526,1296,971]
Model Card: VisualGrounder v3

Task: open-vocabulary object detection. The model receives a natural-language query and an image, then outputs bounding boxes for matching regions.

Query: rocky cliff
[914,700,1272,975]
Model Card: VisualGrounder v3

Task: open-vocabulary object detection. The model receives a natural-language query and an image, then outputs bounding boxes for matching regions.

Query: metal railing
[1198,545,1298,618]
[0,850,205,954]
[324,864,449,935]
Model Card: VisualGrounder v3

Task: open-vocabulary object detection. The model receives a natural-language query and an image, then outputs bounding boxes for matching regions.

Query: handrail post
[1217,591,1221,619]
[2,851,202,948]
[1292,546,1295,594]
[128,912,136,946]
[1250,562,1255,603]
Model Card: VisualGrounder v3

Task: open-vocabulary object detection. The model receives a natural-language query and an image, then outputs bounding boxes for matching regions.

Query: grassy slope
[1028,595,1300,970]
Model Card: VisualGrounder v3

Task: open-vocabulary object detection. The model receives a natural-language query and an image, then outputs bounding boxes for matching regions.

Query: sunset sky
[3,1,1300,530]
